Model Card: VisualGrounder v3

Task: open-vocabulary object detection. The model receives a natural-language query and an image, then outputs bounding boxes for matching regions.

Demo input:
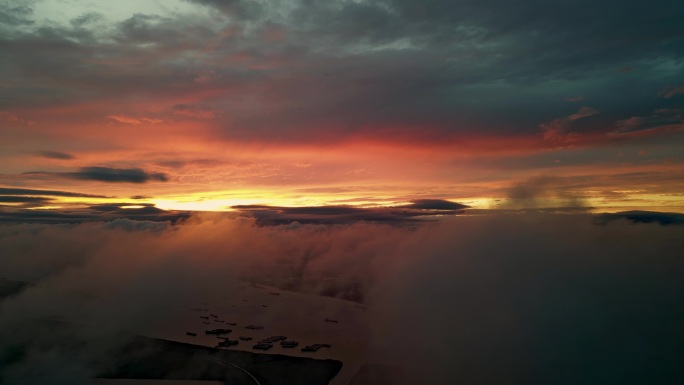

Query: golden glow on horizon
[153,198,255,212]
[151,194,383,211]
[22,205,68,211]
[5,170,684,212]
[5,191,684,214]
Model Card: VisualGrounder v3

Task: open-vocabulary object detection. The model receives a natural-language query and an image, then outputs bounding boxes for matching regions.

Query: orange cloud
[107,115,164,125]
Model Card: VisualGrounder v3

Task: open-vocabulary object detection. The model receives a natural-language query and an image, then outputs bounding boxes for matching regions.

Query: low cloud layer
[1,213,682,384]
[368,214,684,384]
[0,187,110,210]
[232,199,467,224]
[594,210,684,226]
[0,187,107,198]
[36,151,75,160]
[0,204,189,224]
[0,199,465,225]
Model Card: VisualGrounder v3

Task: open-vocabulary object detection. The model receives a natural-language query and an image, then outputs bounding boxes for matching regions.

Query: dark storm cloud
[64,167,168,183]
[1,0,682,146]
[200,0,683,142]
[36,150,75,160]
[399,0,683,94]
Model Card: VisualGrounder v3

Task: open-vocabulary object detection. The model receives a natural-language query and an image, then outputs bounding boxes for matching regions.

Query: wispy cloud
[36,150,75,160]
[170,104,220,120]
[540,106,599,144]
[0,187,107,198]
[658,84,684,99]
[107,115,163,125]
[0,111,33,125]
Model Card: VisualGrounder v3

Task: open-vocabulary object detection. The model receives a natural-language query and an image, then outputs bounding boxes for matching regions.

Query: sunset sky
[1,0,683,217]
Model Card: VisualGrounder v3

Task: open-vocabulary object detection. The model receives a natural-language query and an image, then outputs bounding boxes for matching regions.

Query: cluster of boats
[301,343,332,352]
[187,302,332,353]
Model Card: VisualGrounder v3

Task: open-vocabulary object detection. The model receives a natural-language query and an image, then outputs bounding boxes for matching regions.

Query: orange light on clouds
[3,114,683,214]
[153,198,258,212]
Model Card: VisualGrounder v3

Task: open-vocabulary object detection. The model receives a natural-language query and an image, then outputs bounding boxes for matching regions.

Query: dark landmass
[100,336,343,385]
[1,324,341,385]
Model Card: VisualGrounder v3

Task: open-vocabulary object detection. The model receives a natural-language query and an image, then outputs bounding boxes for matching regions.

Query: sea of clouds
[1,213,682,384]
